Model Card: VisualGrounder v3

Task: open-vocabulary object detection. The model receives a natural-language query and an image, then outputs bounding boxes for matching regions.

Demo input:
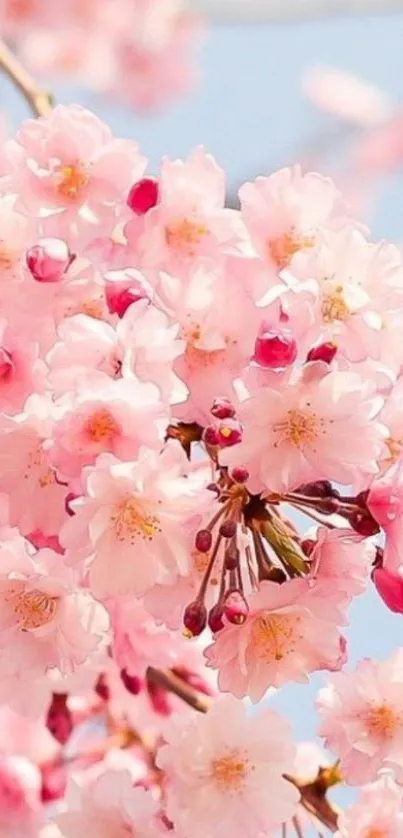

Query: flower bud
[46,693,73,745]
[347,508,380,536]
[254,325,297,369]
[230,466,249,483]
[105,269,150,317]
[208,603,225,633]
[203,425,219,447]
[372,565,403,613]
[306,342,337,364]
[183,600,207,636]
[147,680,171,716]
[195,529,213,553]
[0,347,12,381]
[216,420,242,448]
[94,673,110,701]
[211,397,236,420]
[120,668,142,695]
[26,238,73,283]
[223,590,249,624]
[219,520,237,539]
[127,177,159,215]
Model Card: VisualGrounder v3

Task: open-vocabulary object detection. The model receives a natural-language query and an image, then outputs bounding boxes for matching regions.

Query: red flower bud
[26,238,74,283]
[211,397,236,420]
[127,177,159,215]
[254,326,297,369]
[230,466,249,483]
[219,520,237,539]
[120,668,143,695]
[223,590,249,625]
[46,693,73,745]
[306,342,337,364]
[373,565,403,613]
[208,603,225,633]
[195,529,213,553]
[183,600,207,636]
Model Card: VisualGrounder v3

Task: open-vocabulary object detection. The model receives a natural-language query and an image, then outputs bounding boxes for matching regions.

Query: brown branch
[146,666,211,714]
[0,38,53,117]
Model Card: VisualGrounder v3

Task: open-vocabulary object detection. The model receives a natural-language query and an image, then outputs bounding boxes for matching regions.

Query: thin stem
[292,815,305,838]
[0,38,53,117]
[146,667,211,714]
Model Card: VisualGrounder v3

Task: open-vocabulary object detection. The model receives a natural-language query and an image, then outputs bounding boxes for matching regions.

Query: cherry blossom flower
[221,365,387,494]
[61,441,214,598]
[7,105,146,218]
[336,772,403,836]
[317,650,403,784]
[56,769,161,838]
[157,694,299,838]
[205,579,344,702]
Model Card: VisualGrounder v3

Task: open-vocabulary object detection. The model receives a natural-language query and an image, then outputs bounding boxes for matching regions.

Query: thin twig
[146,666,211,714]
[284,774,339,833]
[292,815,305,838]
[0,38,53,117]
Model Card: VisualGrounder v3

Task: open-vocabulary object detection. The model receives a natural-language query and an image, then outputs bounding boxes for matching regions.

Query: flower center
[211,749,249,791]
[251,611,303,661]
[364,703,401,739]
[55,164,89,200]
[268,231,315,270]
[110,497,160,544]
[364,830,387,838]
[83,408,121,444]
[273,408,320,448]
[321,285,350,323]
[24,443,57,488]
[0,243,16,271]
[165,218,208,255]
[10,588,59,631]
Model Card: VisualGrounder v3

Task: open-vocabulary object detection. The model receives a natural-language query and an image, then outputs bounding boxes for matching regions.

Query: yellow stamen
[211,750,249,790]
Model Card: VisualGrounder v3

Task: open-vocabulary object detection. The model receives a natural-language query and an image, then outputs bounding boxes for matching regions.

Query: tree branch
[0,38,53,117]
[146,666,211,714]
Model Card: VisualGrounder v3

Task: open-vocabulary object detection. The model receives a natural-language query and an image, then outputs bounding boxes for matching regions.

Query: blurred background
[1,0,403,817]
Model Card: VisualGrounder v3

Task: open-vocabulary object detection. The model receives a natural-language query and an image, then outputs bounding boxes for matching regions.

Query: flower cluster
[0,100,403,836]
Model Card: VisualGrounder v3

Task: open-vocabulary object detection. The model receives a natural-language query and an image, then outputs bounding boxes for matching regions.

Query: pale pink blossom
[0,397,67,537]
[157,694,299,838]
[368,455,403,572]
[205,579,344,702]
[317,650,403,784]
[239,165,350,276]
[61,441,214,599]
[336,773,403,837]
[8,105,146,218]
[108,596,186,678]
[50,373,166,486]
[221,365,387,494]
[0,320,45,415]
[303,66,393,126]
[0,538,108,710]
[57,770,161,838]
[308,526,374,604]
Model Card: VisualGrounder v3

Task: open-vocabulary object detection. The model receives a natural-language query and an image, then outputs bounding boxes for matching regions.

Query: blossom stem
[146,666,211,714]
[0,38,53,117]
[284,774,339,832]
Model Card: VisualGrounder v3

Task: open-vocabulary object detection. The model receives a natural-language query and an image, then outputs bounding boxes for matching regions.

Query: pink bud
[195,529,213,553]
[230,466,249,483]
[46,693,73,745]
[183,600,207,636]
[40,759,66,803]
[254,325,297,369]
[347,508,380,537]
[26,238,73,283]
[211,397,236,420]
[120,669,143,695]
[105,269,150,317]
[223,590,249,624]
[127,177,159,215]
[203,425,219,446]
[373,565,403,613]
[216,419,242,448]
[208,603,225,633]
[0,347,13,381]
[307,342,337,364]
[219,520,237,539]
[94,673,110,701]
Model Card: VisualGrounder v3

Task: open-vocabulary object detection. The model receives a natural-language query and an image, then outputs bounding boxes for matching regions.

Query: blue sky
[2,12,403,822]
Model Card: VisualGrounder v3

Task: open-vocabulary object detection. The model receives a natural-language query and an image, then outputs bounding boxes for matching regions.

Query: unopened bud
[211,397,236,420]
[105,268,150,317]
[219,520,237,539]
[46,693,73,745]
[195,529,213,553]
[230,466,249,483]
[223,590,249,625]
[26,238,73,283]
[216,420,242,448]
[306,342,337,364]
[254,325,297,369]
[120,668,143,695]
[127,177,159,215]
[208,603,225,633]
[347,508,380,537]
[183,600,207,636]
